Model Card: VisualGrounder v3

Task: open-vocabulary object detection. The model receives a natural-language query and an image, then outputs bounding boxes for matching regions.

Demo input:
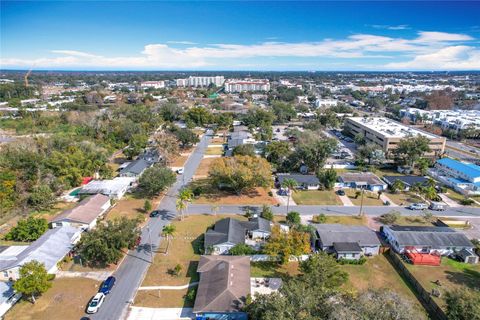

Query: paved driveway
[88,130,212,320]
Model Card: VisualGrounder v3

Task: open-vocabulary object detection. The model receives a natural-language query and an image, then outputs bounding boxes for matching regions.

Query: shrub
[261,205,274,221]
[268,191,273,197]
[192,185,204,197]
[460,198,474,205]
[379,210,401,224]
[312,214,327,224]
[229,243,256,255]
[185,287,197,303]
[338,256,367,265]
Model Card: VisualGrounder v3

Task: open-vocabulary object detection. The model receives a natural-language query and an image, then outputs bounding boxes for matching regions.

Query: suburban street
[89,130,212,320]
[187,203,480,218]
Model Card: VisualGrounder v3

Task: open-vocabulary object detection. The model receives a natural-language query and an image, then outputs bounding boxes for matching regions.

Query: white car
[176,168,184,174]
[408,203,428,211]
[87,293,105,314]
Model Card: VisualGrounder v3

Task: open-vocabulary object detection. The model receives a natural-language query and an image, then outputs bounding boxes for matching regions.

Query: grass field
[318,215,367,225]
[204,147,223,156]
[105,193,162,222]
[193,157,216,177]
[191,179,277,205]
[250,261,300,278]
[135,214,246,308]
[341,254,427,318]
[292,190,343,205]
[5,278,100,320]
[171,155,190,167]
[385,192,422,206]
[444,189,479,207]
[405,257,480,309]
[346,189,384,206]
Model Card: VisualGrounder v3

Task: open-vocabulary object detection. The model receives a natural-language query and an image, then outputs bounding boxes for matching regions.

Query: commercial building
[400,108,480,133]
[315,98,338,108]
[429,158,480,195]
[224,79,270,92]
[176,76,225,88]
[344,117,446,157]
[140,81,165,89]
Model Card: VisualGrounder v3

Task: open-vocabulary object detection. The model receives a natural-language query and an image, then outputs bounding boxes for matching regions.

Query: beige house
[344,117,445,157]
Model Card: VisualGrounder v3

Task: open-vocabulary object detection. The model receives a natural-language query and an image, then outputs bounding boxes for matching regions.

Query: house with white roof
[78,177,136,199]
[0,226,82,281]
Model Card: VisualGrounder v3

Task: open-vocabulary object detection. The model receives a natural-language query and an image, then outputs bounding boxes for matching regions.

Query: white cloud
[166,41,197,45]
[370,24,410,30]
[1,31,478,70]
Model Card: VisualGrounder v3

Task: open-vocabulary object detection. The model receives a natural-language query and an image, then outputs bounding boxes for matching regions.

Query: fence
[388,250,447,320]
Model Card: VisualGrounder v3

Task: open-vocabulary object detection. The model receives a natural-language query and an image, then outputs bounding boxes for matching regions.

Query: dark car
[149,210,161,217]
[336,189,345,196]
[99,276,116,295]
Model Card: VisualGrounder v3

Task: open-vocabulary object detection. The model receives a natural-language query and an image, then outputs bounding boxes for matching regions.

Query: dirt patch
[194,157,216,177]
[170,155,189,167]
[106,194,163,222]
[134,288,194,308]
[194,187,278,205]
[5,278,100,320]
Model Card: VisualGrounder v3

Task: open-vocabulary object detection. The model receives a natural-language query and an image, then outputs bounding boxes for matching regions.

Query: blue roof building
[433,158,480,196]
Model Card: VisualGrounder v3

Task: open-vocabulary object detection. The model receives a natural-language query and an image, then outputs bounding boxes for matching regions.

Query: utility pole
[147,226,154,263]
[358,188,365,217]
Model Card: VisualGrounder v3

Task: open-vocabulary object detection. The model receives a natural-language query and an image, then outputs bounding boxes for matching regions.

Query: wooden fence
[388,249,447,320]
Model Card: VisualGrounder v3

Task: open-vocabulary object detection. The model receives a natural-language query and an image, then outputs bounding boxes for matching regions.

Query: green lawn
[250,261,300,278]
[444,189,479,207]
[341,254,427,318]
[345,189,384,206]
[292,190,342,205]
[385,192,422,206]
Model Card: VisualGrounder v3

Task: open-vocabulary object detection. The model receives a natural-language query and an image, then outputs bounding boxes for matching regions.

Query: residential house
[429,158,480,195]
[0,281,21,317]
[79,177,136,199]
[337,172,387,191]
[204,218,271,255]
[383,175,430,191]
[276,174,320,190]
[119,158,151,178]
[382,225,477,261]
[193,256,250,320]
[138,148,162,165]
[0,226,82,281]
[314,224,381,260]
[50,194,111,230]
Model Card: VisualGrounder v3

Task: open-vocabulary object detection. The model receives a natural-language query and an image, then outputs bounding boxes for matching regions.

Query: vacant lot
[385,192,422,206]
[135,214,246,308]
[341,254,427,318]
[204,147,223,156]
[5,278,100,320]
[106,193,163,222]
[193,157,216,177]
[346,189,384,206]
[191,179,277,205]
[251,261,300,278]
[405,256,480,309]
[292,190,342,205]
[317,215,367,225]
[171,154,190,167]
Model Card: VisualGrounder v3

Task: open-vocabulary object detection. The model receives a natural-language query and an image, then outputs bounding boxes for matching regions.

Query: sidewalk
[272,189,297,206]
[138,282,198,291]
[127,307,193,320]
[56,270,113,281]
[380,193,398,207]
[439,193,461,207]
[338,194,354,206]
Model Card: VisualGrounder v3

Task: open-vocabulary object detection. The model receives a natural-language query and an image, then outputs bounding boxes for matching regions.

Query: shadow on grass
[445,268,480,290]
[251,261,295,280]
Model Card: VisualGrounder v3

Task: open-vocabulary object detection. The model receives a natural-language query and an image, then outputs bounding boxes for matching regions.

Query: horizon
[1,1,480,71]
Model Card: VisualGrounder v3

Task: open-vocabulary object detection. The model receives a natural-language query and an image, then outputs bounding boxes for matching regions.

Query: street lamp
[146,226,154,263]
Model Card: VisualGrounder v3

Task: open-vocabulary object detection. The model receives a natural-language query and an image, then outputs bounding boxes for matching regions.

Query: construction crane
[24,69,32,87]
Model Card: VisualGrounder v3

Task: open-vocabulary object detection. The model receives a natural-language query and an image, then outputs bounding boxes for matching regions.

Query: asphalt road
[88,130,212,320]
[187,204,480,218]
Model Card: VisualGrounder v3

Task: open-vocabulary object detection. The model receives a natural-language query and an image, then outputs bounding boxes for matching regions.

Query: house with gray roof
[383,175,430,191]
[205,217,271,255]
[193,255,250,319]
[276,174,320,190]
[338,172,387,191]
[314,224,381,259]
[0,226,82,281]
[51,194,111,230]
[382,225,476,257]
[119,158,151,178]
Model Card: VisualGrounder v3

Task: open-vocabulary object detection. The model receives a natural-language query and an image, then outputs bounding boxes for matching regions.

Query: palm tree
[162,225,176,255]
[177,188,193,220]
[176,198,187,221]
[281,178,298,214]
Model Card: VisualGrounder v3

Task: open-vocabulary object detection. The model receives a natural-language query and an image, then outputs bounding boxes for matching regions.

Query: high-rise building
[224,79,270,92]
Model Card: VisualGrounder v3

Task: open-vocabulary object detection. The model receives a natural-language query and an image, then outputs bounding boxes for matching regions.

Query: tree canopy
[138,165,176,197]
[13,260,53,304]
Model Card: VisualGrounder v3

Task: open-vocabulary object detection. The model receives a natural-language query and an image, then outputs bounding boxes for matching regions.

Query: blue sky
[1,1,480,70]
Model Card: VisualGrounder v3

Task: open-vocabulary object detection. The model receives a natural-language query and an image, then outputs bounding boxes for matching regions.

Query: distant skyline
[1,1,480,71]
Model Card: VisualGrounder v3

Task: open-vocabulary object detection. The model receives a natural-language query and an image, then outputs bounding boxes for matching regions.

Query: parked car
[99,276,116,295]
[429,202,446,211]
[86,293,105,314]
[149,210,161,217]
[176,168,184,174]
[336,189,345,196]
[408,203,428,210]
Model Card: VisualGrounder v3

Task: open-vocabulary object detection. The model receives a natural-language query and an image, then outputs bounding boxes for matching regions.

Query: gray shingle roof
[193,256,250,313]
[277,174,320,185]
[120,158,150,175]
[383,175,429,187]
[315,224,381,247]
[333,242,363,253]
[204,217,271,248]
[386,226,473,248]
[51,194,110,225]
[339,172,384,186]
